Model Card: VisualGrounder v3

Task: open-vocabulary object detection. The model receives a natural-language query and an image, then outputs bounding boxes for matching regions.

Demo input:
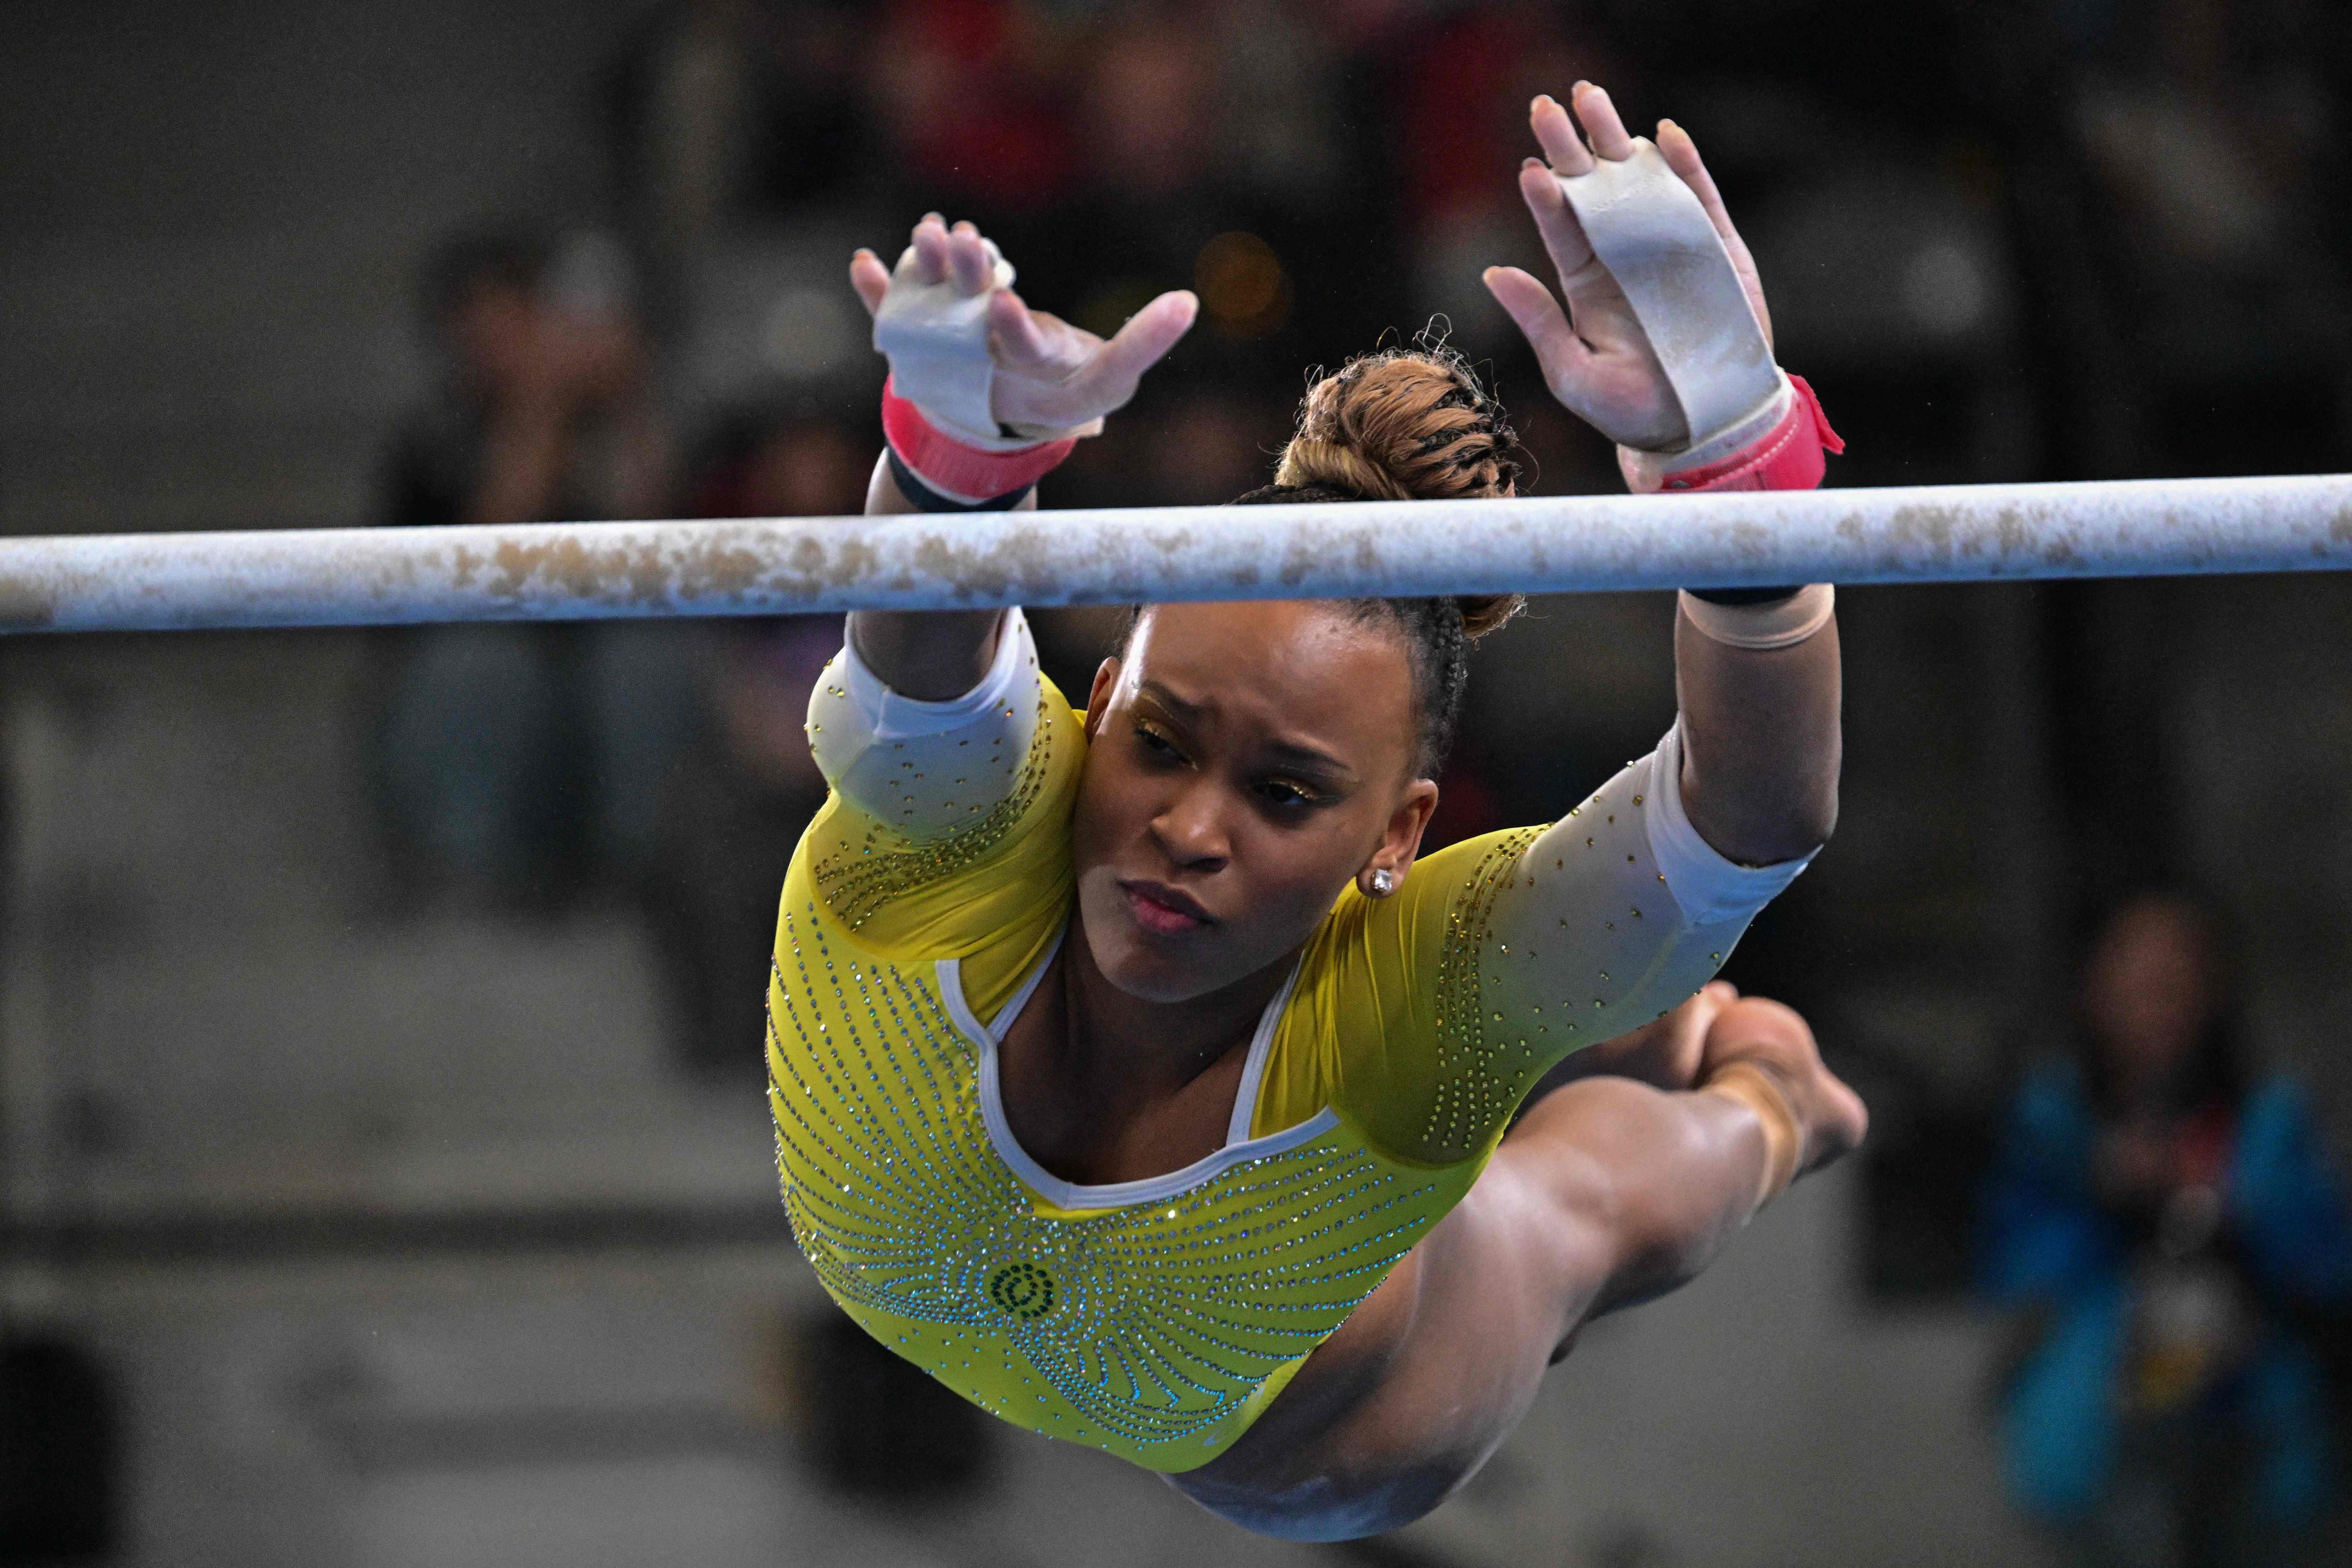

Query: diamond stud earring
[1368,868,1395,897]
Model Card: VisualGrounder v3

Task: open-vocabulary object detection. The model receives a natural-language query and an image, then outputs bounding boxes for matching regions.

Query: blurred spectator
[1981,893,2352,1566]
[384,231,667,534]
[607,1,881,265]
[1119,388,1280,509]
[1208,0,1354,209]
[2068,0,2351,471]
[638,401,867,1075]
[371,229,683,914]
[1391,0,1620,356]
[1040,10,1271,348]
[1024,6,1387,378]
[866,0,1077,221]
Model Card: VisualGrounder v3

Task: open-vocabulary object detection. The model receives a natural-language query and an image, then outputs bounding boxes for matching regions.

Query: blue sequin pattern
[767,898,1481,1472]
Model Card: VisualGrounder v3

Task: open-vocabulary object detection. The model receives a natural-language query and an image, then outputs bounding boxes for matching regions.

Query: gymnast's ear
[1084,656,1121,738]
[1379,776,1442,880]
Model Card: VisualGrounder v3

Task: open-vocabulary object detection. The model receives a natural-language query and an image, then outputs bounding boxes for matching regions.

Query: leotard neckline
[939,927,1337,1213]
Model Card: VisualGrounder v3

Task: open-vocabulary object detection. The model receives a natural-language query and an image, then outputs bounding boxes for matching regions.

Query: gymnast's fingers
[848,249,890,318]
[1808,1072,1871,1174]
[986,289,1064,378]
[909,214,949,284]
[1080,289,1200,399]
[1571,82,1636,161]
[1484,266,1589,385]
[1515,159,1601,299]
[1655,121,1731,233]
[1530,93,1592,177]
[1656,119,1773,348]
[947,221,994,296]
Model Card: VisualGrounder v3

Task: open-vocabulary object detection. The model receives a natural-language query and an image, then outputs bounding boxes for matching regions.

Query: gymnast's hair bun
[1271,346,1527,641]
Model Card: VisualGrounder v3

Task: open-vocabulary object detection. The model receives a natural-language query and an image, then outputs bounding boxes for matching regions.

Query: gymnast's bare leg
[1170,984,1867,1540]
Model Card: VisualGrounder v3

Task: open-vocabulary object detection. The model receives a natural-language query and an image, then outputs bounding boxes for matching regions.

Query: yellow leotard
[768,611,1805,1472]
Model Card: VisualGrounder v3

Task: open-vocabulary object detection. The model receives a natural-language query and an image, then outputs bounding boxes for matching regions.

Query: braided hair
[1236,345,1525,777]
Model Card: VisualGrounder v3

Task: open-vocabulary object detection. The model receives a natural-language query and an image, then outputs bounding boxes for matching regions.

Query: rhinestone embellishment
[987,1261,1059,1320]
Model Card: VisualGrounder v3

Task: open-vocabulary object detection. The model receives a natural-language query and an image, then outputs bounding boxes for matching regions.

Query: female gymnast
[768,83,1867,1538]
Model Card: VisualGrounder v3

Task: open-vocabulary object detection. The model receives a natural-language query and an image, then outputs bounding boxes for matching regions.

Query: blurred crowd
[1985,895,2352,1566]
[358,4,2352,1553]
[364,0,2352,1037]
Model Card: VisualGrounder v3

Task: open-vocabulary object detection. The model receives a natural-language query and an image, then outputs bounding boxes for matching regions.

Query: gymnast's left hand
[1483,84,1773,453]
[850,215,1198,435]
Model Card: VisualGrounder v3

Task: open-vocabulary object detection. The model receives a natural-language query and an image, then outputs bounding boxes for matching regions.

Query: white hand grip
[1556,140,1780,449]
[871,239,1016,445]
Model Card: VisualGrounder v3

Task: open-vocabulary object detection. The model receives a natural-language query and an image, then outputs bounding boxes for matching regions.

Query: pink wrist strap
[1661,376,1844,493]
[882,377,1079,504]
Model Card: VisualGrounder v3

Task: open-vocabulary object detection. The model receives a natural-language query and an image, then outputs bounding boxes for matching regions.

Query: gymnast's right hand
[1484,84,1772,454]
[849,215,1197,438]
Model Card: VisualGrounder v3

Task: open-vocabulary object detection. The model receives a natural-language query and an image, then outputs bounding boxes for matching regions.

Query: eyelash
[1132,721,1326,813]
[1257,778,1323,811]
[1133,720,1185,762]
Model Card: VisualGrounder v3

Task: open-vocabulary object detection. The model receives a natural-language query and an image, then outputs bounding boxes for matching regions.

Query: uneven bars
[2,473,2348,634]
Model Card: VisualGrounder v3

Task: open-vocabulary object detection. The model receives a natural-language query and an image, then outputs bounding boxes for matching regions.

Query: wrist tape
[882,377,1076,506]
[1678,583,1834,651]
[884,445,1034,513]
[1700,1060,1804,1214]
[1661,374,1844,492]
[1622,373,1844,494]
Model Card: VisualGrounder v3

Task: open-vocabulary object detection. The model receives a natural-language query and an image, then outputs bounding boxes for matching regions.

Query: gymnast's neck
[995,928,1299,1188]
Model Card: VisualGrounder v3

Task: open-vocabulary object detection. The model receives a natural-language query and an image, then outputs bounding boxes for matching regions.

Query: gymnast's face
[1074,602,1440,1004]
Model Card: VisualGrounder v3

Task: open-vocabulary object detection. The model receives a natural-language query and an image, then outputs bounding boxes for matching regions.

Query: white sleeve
[1468,723,1813,1046]
[1642,719,1817,926]
[805,608,1043,842]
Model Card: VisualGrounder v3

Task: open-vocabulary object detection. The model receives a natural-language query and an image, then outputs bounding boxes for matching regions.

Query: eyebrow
[1136,680,1358,781]
[1137,679,1205,719]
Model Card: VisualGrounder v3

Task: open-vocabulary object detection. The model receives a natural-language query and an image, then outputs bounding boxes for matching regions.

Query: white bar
[2,474,2347,632]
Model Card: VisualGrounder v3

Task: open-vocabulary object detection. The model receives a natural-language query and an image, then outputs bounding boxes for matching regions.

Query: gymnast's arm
[847,426,1023,701]
[838,216,1196,703]
[1484,85,1839,868]
[1672,596,1840,865]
